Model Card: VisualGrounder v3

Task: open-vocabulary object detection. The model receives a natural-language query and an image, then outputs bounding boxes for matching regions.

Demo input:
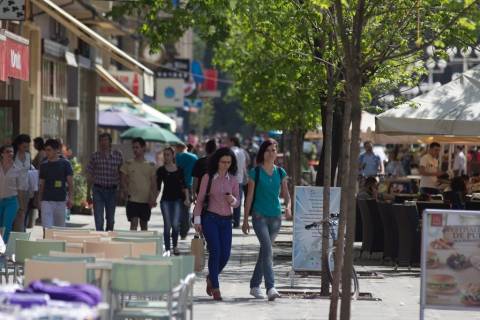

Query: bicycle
[305,214,360,300]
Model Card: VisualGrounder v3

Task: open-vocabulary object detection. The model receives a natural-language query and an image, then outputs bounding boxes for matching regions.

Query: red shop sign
[3,31,29,81]
[0,35,6,81]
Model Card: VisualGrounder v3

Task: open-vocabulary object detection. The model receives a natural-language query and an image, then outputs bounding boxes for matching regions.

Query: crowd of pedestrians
[0,132,292,302]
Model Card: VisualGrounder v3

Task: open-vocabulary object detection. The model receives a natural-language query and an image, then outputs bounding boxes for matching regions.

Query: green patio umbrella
[120,125,182,144]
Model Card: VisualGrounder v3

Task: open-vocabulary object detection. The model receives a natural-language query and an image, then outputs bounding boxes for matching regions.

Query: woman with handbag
[156,147,190,256]
[242,139,292,301]
[193,147,239,301]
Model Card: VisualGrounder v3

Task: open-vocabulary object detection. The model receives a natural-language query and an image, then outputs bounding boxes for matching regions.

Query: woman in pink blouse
[193,147,239,301]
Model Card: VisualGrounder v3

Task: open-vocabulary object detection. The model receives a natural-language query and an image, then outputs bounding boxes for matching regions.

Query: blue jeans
[202,211,233,289]
[232,184,244,226]
[0,196,19,243]
[160,200,182,251]
[250,212,282,291]
[92,185,117,231]
[180,187,193,238]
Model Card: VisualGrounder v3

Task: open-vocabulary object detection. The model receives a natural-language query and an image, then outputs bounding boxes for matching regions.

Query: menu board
[421,209,480,316]
[292,186,341,271]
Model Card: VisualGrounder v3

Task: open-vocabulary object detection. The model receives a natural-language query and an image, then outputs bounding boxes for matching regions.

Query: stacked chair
[8,227,196,320]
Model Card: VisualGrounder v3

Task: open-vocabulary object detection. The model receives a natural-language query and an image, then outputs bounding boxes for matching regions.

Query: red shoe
[212,288,222,301]
[206,276,213,296]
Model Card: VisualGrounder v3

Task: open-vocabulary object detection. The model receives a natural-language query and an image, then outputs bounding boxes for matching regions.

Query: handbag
[190,233,205,272]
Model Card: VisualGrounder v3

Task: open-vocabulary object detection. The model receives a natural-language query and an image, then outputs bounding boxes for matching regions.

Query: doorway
[0,100,20,144]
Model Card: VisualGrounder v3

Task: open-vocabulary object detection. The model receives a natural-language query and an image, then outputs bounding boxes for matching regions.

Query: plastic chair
[24,259,88,286]
[110,261,176,320]
[84,241,131,259]
[32,255,96,284]
[49,250,106,259]
[0,232,30,283]
[358,199,384,257]
[112,237,162,256]
[377,201,398,262]
[392,204,421,269]
[135,255,183,285]
[114,230,159,237]
[127,255,195,320]
[14,240,66,283]
[52,234,102,243]
[44,227,94,239]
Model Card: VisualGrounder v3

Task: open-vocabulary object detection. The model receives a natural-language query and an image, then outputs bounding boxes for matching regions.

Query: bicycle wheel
[327,248,359,299]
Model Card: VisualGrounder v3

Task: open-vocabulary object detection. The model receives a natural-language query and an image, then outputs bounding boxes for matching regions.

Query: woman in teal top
[243,139,292,301]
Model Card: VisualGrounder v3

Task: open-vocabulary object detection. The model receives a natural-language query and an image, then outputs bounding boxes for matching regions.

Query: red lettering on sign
[431,214,443,227]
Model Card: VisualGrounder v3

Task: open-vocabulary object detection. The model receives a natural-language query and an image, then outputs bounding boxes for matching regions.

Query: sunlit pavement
[28,208,480,320]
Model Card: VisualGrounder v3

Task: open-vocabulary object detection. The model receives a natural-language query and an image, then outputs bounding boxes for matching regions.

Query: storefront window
[42,58,67,138]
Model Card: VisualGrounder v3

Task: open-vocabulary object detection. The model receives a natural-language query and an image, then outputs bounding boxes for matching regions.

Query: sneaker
[173,247,180,255]
[267,288,281,301]
[249,287,265,299]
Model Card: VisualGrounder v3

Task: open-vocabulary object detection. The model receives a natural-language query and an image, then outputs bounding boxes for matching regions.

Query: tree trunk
[320,65,335,296]
[286,128,305,203]
[316,104,343,187]
[328,96,352,320]
[340,80,362,320]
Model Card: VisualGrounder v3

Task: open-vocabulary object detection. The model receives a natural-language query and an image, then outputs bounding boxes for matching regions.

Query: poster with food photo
[421,209,480,313]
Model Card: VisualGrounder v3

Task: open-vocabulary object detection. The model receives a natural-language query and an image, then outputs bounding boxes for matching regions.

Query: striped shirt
[86,150,123,187]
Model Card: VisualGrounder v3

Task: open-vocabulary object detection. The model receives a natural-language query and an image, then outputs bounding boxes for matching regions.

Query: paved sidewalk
[28,207,480,320]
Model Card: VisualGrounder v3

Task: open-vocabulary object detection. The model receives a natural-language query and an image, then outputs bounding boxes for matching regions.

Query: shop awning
[30,0,154,97]
[95,64,142,105]
[0,30,29,81]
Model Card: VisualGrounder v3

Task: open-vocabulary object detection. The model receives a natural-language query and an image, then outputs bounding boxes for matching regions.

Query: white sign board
[156,78,184,107]
[292,186,341,271]
[420,209,480,319]
[0,0,25,20]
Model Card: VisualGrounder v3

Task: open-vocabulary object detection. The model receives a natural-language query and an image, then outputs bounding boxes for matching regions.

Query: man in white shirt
[453,146,466,177]
[419,142,442,195]
[227,136,247,228]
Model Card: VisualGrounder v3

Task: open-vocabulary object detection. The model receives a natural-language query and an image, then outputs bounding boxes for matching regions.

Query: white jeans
[41,201,66,228]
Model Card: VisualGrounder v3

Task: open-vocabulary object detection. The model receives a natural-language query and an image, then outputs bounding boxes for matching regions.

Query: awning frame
[31,0,154,96]
[95,64,142,105]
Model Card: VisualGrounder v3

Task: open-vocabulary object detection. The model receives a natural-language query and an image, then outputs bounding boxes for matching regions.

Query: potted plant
[70,158,92,215]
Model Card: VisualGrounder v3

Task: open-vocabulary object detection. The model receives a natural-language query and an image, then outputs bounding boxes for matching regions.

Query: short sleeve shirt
[156,166,186,201]
[0,165,20,198]
[39,158,73,201]
[14,152,31,191]
[420,154,439,189]
[232,146,247,184]
[86,150,123,187]
[120,159,156,203]
[175,152,198,188]
[359,152,381,177]
[249,166,287,217]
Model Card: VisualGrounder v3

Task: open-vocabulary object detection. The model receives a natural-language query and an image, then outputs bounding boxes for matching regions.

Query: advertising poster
[292,186,341,271]
[421,209,480,317]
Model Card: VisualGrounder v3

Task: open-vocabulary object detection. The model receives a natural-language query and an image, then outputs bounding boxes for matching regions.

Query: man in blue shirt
[175,142,198,239]
[359,141,382,177]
